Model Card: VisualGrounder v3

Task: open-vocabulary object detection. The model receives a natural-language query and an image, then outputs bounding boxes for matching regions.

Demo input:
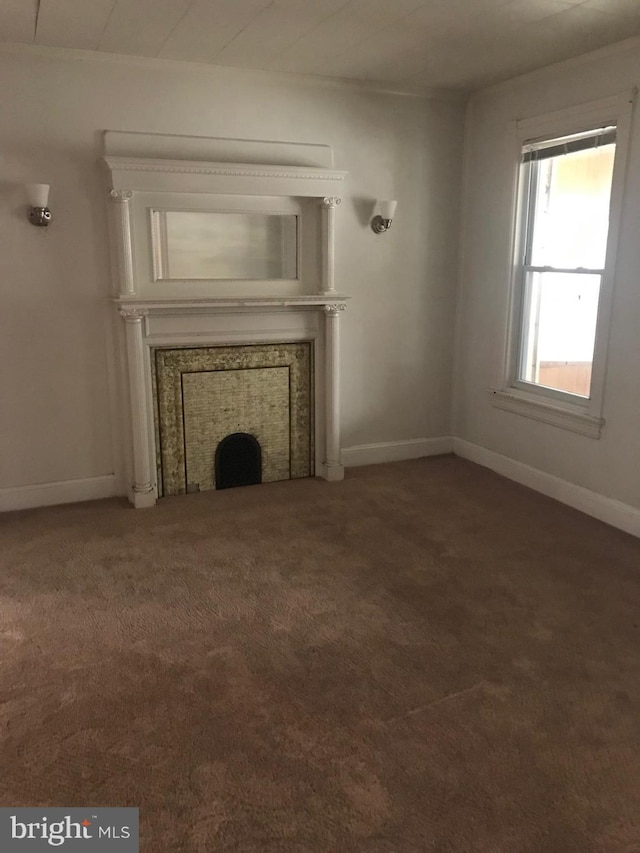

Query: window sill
[488,388,604,439]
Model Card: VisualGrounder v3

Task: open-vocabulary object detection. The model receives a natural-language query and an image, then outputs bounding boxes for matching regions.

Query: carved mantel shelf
[114,295,349,313]
[103,156,347,198]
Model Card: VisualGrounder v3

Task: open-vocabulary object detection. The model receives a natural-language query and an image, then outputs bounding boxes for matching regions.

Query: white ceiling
[2,0,640,91]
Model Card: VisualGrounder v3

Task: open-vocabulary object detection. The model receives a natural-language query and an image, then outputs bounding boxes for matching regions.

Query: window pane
[156,211,298,280]
[519,272,601,397]
[529,143,615,269]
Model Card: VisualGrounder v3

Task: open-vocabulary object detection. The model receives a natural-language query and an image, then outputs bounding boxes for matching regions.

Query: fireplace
[152,342,314,497]
[103,134,348,507]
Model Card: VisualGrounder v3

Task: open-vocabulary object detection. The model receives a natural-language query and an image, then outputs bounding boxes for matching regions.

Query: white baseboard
[453,438,640,538]
[4,440,638,540]
[0,474,121,513]
[342,436,453,468]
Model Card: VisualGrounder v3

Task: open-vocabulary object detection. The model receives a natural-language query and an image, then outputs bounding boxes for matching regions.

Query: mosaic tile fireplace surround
[153,342,314,497]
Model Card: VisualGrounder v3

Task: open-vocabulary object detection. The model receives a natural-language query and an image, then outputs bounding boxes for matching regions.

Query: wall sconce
[25,183,52,226]
[371,199,397,234]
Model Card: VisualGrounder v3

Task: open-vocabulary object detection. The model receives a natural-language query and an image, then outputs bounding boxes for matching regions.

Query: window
[492,94,633,438]
[516,127,616,398]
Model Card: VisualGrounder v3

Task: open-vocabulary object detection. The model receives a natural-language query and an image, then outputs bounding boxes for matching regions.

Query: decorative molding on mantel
[108,189,135,294]
[113,296,349,313]
[109,189,133,200]
[104,156,346,182]
[118,306,149,320]
[102,155,347,198]
[321,198,340,294]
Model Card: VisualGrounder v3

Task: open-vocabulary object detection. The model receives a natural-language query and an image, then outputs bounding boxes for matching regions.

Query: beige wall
[0,46,465,500]
[454,42,640,510]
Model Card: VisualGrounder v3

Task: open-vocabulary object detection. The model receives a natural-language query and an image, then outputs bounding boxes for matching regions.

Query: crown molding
[474,34,640,99]
[0,41,465,101]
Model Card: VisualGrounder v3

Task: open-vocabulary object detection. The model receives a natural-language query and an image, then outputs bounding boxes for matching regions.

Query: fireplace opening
[215,433,262,490]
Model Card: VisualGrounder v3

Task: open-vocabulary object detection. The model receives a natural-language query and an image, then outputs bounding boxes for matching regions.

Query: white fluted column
[321,197,341,295]
[322,303,346,481]
[109,189,135,296]
[119,308,156,507]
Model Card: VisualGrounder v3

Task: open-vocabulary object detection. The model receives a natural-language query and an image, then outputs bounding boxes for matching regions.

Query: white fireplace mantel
[103,144,349,507]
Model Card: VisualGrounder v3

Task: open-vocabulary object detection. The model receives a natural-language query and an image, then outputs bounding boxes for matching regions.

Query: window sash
[515,130,617,398]
[517,270,602,398]
[523,265,604,275]
[522,127,616,162]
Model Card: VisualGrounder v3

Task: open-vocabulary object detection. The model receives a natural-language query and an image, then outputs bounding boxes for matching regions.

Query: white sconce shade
[378,199,397,220]
[371,199,398,233]
[25,183,50,208]
[25,183,52,226]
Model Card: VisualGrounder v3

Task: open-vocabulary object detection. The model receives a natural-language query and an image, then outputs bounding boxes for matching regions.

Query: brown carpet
[2,456,640,852]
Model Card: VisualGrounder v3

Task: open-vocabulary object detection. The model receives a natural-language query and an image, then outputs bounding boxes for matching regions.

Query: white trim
[108,189,135,295]
[489,388,604,439]
[3,443,640,539]
[0,475,119,513]
[342,437,453,467]
[453,438,640,538]
[323,305,344,480]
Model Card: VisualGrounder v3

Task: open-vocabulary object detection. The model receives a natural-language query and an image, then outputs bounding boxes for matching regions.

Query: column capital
[109,189,133,202]
[119,307,148,321]
[322,196,342,208]
[324,303,347,315]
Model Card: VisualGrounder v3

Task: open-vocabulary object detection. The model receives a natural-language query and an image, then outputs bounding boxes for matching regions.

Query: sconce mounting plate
[371,215,392,234]
[29,207,52,227]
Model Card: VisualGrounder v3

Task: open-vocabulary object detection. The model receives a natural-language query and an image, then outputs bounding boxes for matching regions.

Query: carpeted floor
[2,456,640,851]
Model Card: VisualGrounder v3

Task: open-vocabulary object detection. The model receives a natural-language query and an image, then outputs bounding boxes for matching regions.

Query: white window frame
[491,92,635,439]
